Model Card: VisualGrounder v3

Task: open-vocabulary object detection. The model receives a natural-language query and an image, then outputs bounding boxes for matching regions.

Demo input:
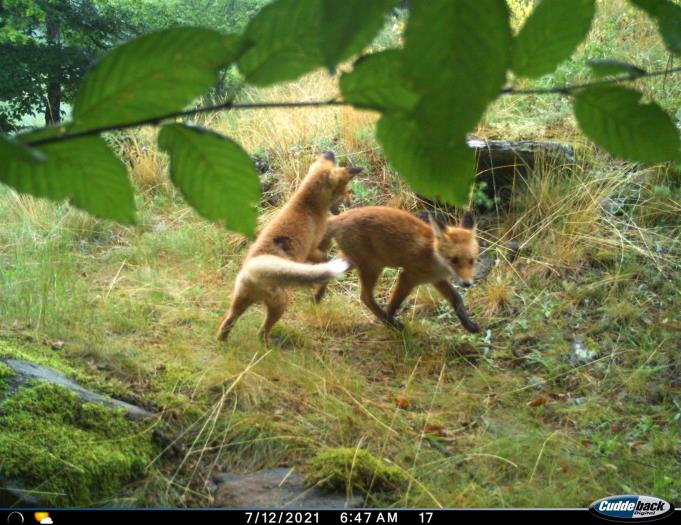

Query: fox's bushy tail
[241,255,349,286]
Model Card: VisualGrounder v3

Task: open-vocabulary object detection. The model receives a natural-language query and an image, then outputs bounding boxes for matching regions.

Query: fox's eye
[450,256,459,265]
[469,258,475,265]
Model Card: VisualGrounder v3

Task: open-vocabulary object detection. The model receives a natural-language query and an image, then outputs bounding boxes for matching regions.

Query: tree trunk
[214,73,226,103]
[44,14,61,125]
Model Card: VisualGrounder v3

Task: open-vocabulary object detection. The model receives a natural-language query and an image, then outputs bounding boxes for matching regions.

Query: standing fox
[317,207,480,333]
[216,152,360,344]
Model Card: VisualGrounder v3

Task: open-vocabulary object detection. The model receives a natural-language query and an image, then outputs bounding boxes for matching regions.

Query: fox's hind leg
[259,290,288,346]
[216,291,255,342]
[386,271,418,326]
[356,266,400,328]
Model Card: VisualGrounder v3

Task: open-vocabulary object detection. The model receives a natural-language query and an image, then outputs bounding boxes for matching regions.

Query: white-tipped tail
[242,255,350,286]
[327,258,351,275]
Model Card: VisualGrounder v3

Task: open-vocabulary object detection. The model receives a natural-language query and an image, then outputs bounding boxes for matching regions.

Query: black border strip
[1,509,680,525]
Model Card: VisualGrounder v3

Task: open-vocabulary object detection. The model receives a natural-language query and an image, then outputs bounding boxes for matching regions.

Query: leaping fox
[216,152,360,344]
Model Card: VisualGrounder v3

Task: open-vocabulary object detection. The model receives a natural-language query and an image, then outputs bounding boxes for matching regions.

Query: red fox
[216,152,360,344]
[317,207,480,333]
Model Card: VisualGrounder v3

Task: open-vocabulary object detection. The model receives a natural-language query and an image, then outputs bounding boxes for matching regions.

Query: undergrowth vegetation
[0,0,679,508]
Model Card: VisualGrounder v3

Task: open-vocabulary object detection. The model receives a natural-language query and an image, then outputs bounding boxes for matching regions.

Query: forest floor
[0,0,680,508]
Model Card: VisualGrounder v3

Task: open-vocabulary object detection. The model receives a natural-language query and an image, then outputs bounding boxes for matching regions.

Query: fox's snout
[455,269,475,288]
[429,211,479,290]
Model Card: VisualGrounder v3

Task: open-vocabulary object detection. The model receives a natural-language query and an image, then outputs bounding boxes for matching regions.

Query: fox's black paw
[385,317,405,331]
[463,320,481,333]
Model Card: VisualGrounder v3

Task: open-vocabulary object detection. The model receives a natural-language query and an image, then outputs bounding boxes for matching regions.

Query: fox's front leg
[312,283,328,304]
[433,280,480,333]
[356,266,403,329]
[307,248,328,263]
[306,248,330,303]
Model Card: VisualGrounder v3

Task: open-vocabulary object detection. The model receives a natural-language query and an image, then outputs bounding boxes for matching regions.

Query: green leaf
[512,0,596,78]
[376,114,475,205]
[587,59,647,78]
[239,0,397,86]
[238,0,323,86]
[72,28,244,131]
[340,51,418,113]
[158,124,260,237]
[403,0,512,142]
[574,85,681,164]
[321,0,398,70]
[629,0,681,56]
[15,124,74,146]
[0,134,46,163]
[1,134,135,223]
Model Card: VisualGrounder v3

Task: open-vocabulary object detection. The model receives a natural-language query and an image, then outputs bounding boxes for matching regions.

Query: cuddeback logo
[590,495,675,522]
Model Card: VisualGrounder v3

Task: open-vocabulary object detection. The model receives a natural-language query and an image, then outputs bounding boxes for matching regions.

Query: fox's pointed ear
[321,151,336,162]
[428,214,446,240]
[346,166,362,178]
[462,211,475,230]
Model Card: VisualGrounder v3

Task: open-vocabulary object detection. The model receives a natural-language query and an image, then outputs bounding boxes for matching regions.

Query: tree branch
[24,100,348,146]
[22,66,681,148]
[501,65,681,95]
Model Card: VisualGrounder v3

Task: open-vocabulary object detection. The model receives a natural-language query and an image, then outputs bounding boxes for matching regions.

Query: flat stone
[568,337,599,366]
[213,468,363,509]
[0,478,43,507]
[473,253,496,280]
[2,359,153,420]
[598,196,626,216]
[505,241,522,261]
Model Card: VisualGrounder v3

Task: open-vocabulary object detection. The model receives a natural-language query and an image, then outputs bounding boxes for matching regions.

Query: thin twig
[501,65,681,95]
[21,66,681,148]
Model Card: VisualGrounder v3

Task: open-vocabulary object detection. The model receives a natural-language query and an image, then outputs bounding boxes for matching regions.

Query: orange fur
[216,153,359,345]
[318,207,480,333]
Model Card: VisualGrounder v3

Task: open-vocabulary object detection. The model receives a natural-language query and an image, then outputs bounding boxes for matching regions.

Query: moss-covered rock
[0,362,14,378]
[0,361,15,394]
[304,448,407,494]
[0,339,85,381]
[0,382,156,506]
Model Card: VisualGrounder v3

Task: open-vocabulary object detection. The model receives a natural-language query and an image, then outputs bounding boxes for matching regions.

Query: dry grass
[123,128,169,190]
[1,0,680,508]
[214,73,341,182]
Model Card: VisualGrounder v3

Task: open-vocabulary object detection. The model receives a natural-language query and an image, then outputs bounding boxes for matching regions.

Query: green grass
[1,0,680,508]
[1,146,679,507]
